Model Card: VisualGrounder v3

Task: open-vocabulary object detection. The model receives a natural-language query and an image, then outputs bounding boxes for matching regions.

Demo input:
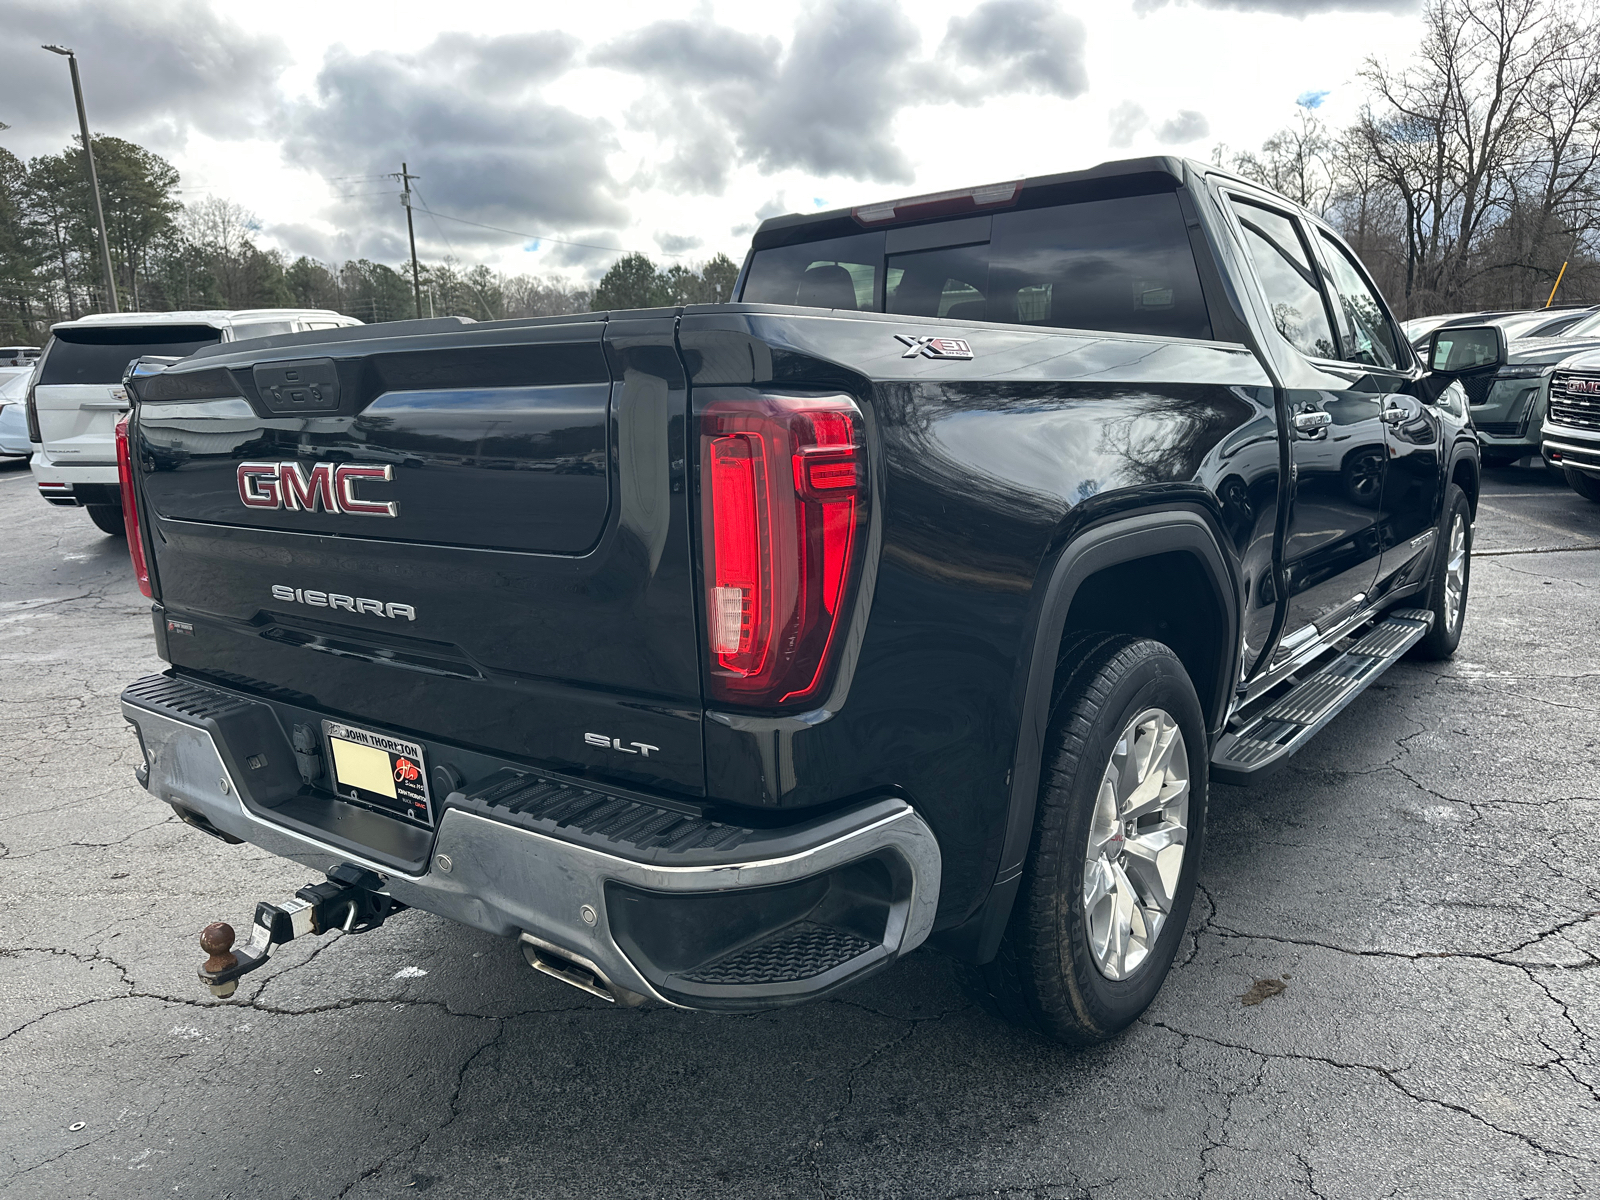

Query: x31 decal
[895,334,974,360]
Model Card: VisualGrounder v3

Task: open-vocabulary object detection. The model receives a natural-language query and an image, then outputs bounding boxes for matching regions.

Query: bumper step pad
[679,921,876,986]
[456,769,755,862]
[1212,608,1432,784]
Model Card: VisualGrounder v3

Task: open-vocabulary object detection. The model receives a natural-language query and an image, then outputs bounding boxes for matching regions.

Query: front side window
[1228,199,1336,360]
[1317,233,1402,369]
[741,191,1214,341]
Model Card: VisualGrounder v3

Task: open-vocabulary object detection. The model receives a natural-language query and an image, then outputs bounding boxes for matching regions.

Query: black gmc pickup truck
[118,156,1485,1043]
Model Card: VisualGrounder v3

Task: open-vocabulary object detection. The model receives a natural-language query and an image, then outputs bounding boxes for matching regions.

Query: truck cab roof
[752,156,1209,248]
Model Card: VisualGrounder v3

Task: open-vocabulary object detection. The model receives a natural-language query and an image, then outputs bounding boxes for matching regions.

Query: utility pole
[395,163,422,319]
[42,45,119,314]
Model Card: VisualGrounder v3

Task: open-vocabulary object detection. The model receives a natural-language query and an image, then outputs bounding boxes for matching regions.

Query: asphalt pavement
[2,455,1597,1200]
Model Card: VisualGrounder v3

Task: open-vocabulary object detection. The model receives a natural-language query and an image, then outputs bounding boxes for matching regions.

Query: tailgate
[33,383,126,465]
[131,316,705,795]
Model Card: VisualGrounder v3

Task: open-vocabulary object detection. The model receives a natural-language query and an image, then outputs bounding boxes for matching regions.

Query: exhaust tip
[519,932,645,1007]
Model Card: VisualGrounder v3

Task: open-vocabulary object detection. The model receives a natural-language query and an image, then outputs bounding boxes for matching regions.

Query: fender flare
[1447,435,1481,512]
[933,507,1238,964]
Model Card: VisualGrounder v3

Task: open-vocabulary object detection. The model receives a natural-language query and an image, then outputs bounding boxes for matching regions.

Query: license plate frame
[322,720,434,826]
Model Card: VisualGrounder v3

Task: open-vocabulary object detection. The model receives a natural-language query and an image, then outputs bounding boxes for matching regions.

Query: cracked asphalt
[2,455,1597,1200]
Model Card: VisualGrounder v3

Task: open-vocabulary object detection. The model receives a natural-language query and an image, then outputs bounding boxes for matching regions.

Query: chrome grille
[1549,371,1600,431]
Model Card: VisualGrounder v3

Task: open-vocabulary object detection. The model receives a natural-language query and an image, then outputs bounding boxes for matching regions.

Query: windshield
[0,372,29,400]
[741,191,1213,341]
[1546,310,1600,339]
[39,325,223,386]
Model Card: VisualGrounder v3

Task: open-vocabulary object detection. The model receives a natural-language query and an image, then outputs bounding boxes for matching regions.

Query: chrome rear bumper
[123,693,942,1010]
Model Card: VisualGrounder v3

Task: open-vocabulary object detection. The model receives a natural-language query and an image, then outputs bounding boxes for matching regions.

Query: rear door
[134,316,706,795]
[36,324,223,465]
[1225,196,1388,644]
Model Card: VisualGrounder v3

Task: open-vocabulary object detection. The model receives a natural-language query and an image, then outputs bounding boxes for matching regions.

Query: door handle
[1293,411,1332,435]
[1379,401,1406,425]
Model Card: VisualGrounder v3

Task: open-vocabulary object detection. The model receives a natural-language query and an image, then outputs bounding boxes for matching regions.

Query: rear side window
[742,192,1213,341]
[1228,199,1336,360]
[739,232,882,312]
[40,325,222,385]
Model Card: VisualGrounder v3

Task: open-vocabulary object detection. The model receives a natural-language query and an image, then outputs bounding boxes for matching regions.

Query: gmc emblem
[237,461,398,517]
[1565,377,1600,395]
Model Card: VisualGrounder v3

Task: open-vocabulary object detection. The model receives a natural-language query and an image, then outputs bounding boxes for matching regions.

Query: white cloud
[1156,109,1210,143]
[0,0,1431,282]
[1108,101,1148,148]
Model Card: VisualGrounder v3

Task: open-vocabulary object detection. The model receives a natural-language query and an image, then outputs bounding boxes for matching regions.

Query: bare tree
[1230,108,1339,216]
[1355,0,1566,310]
[183,196,260,307]
[1233,0,1600,317]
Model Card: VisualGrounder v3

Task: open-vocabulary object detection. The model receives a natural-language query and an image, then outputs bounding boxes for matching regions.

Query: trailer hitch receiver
[198,863,405,998]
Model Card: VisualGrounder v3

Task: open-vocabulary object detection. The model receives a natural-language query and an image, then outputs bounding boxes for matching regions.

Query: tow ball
[198,863,406,998]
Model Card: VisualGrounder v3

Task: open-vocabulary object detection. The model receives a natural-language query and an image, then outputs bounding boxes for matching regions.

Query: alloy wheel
[1444,510,1468,631]
[1081,708,1190,981]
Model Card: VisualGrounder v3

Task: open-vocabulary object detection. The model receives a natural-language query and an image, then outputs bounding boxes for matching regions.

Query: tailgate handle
[80,402,130,412]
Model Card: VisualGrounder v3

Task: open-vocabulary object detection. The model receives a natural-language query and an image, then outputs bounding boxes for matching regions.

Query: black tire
[86,504,126,537]
[1480,449,1521,469]
[1565,466,1600,504]
[966,634,1208,1045]
[1408,483,1471,660]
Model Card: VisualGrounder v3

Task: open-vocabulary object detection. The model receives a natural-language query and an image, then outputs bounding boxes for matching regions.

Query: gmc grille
[1549,371,1600,432]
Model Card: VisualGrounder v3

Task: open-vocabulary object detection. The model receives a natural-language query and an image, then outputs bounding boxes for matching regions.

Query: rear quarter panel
[681,307,1276,924]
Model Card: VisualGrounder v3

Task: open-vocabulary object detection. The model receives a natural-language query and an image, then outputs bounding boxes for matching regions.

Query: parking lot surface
[2,456,1597,1200]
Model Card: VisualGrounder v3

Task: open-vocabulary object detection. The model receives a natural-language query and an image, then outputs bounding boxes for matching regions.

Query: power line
[409,185,498,321]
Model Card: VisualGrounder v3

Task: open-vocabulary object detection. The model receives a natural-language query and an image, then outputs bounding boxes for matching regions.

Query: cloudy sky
[1,0,1423,280]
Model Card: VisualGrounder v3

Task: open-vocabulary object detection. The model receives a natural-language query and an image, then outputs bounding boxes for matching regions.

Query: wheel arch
[933,506,1239,963]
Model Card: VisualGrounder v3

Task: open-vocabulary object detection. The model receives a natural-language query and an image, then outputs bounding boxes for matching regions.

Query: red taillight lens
[700,394,866,708]
[115,414,152,599]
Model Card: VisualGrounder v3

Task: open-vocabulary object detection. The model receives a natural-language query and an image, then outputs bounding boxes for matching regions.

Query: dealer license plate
[322,720,434,826]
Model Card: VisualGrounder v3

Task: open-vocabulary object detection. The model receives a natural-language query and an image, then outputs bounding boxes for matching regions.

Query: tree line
[0,133,739,344]
[1222,0,1600,318]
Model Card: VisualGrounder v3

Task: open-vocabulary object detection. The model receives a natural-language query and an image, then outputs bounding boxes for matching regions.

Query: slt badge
[896,334,974,360]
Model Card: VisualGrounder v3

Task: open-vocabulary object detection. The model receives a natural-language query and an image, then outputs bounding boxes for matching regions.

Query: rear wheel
[86,504,125,536]
[1409,483,1471,660]
[967,635,1207,1045]
[1565,466,1600,504]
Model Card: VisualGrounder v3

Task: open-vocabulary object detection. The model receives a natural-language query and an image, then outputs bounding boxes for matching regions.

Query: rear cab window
[741,191,1213,341]
[40,325,223,385]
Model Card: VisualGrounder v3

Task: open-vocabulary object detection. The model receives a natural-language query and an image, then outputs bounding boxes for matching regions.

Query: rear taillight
[700,394,867,708]
[115,413,152,599]
[24,376,41,443]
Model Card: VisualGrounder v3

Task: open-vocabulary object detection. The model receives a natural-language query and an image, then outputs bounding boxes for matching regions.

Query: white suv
[26,309,360,534]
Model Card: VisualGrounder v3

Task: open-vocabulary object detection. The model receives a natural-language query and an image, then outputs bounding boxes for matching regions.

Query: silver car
[0,368,34,459]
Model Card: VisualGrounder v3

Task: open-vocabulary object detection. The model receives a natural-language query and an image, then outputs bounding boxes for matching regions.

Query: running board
[1212,608,1433,785]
